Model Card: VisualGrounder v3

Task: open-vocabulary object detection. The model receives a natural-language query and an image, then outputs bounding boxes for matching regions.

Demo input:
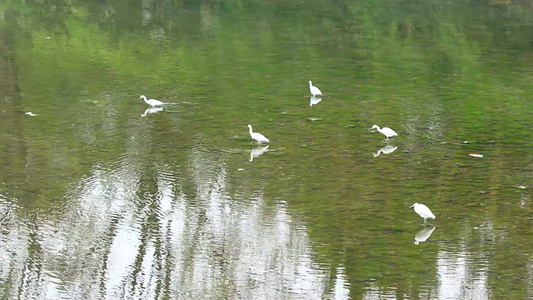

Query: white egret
[25,112,38,116]
[250,145,269,162]
[247,124,270,144]
[370,125,398,140]
[409,203,435,224]
[414,227,436,245]
[140,95,164,107]
[373,145,398,157]
[309,81,322,97]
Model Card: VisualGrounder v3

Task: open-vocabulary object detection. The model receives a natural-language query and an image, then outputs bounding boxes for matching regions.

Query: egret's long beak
[409,204,414,208]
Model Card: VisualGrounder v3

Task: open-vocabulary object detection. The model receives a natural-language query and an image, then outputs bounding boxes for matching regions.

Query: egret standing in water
[309,81,322,97]
[140,95,164,107]
[247,124,270,145]
[370,125,398,140]
[409,203,436,224]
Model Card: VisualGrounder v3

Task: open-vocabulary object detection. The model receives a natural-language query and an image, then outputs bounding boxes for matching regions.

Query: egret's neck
[375,126,382,133]
[248,127,253,135]
[141,96,148,104]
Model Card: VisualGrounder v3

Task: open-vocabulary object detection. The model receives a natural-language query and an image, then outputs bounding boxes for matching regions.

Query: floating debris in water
[307,118,322,122]
[469,153,484,158]
[25,112,38,116]
[514,185,527,190]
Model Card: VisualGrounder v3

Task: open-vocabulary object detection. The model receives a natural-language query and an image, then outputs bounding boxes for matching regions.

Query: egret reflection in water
[141,106,164,117]
[250,145,269,162]
[310,95,322,106]
[373,145,398,157]
[414,226,436,245]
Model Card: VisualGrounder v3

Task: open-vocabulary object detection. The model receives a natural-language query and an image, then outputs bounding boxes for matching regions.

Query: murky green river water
[1,0,533,299]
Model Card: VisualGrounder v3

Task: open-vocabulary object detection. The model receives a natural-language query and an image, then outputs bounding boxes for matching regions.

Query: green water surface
[1,0,532,299]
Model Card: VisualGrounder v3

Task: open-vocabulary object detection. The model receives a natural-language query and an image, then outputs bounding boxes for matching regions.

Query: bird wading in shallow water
[140,95,164,107]
[409,203,435,224]
[247,124,270,145]
[309,81,322,97]
[370,125,398,140]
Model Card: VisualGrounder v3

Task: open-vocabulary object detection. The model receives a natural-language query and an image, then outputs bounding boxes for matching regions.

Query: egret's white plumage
[370,125,398,140]
[409,203,436,224]
[247,124,270,144]
[140,95,164,107]
[309,81,322,97]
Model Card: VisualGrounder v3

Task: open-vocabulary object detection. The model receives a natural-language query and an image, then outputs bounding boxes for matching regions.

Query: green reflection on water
[1,0,532,299]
